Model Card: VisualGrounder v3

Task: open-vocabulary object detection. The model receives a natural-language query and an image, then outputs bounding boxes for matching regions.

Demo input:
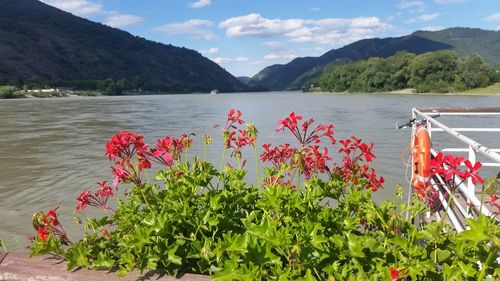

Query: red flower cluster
[104,131,151,188]
[105,131,148,161]
[390,266,400,280]
[150,134,192,165]
[300,146,332,179]
[76,180,114,211]
[427,152,483,185]
[32,207,69,244]
[276,112,335,146]
[263,112,337,180]
[485,195,500,216]
[263,176,296,190]
[225,130,254,151]
[261,143,295,169]
[336,136,384,192]
[414,152,485,210]
[227,109,244,126]
[221,109,255,163]
[261,112,383,190]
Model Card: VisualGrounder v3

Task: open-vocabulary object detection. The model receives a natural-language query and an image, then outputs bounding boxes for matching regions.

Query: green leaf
[431,248,451,263]
[167,246,182,265]
[297,269,317,281]
[212,258,254,281]
[459,216,490,244]
[347,234,365,258]
[65,241,91,270]
[91,251,114,269]
[203,211,220,227]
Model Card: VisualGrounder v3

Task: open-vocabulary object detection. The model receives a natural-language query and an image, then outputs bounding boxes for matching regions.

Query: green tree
[460,54,494,89]
[409,51,458,93]
[388,51,416,89]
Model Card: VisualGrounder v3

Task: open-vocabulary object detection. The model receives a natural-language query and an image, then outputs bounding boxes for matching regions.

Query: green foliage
[460,54,494,89]
[315,51,497,93]
[409,51,458,93]
[28,112,499,279]
[30,159,500,279]
[0,85,24,99]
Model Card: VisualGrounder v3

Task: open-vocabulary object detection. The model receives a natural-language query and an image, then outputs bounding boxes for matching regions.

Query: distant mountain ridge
[0,0,248,92]
[249,27,500,91]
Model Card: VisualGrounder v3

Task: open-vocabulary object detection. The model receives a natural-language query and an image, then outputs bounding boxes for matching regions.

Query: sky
[40,0,500,77]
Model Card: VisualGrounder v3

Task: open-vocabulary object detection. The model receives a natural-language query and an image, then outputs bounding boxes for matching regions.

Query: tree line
[313,51,499,93]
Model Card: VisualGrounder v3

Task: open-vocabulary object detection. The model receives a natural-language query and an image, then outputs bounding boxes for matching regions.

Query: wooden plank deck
[0,253,210,281]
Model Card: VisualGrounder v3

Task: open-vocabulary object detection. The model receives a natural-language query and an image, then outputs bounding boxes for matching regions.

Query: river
[1,91,499,252]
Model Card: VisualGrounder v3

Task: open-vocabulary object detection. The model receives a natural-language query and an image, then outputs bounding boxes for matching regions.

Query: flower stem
[477,244,497,281]
[138,185,154,213]
[479,184,484,215]
[203,142,207,162]
[253,145,261,188]
[0,237,7,252]
[220,147,226,172]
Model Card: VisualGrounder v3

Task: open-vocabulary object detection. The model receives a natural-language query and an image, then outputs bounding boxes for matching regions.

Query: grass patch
[463,82,500,94]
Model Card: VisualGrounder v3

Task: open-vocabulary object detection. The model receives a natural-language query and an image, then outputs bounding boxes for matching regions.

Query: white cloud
[417,13,441,21]
[212,56,249,65]
[497,25,500,31]
[190,0,211,8]
[264,51,297,61]
[398,1,425,10]
[219,13,303,38]
[212,57,231,64]
[435,0,467,4]
[310,7,321,12]
[219,14,391,46]
[153,19,216,40]
[200,47,219,55]
[40,0,103,16]
[484,13,500,22]
[105,13,143,28]
[406,12,441,23]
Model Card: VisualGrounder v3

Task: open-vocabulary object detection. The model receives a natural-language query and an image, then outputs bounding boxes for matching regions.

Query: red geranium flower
[463,160,484,185]
[390,266,400,280]
[37,227,49,241]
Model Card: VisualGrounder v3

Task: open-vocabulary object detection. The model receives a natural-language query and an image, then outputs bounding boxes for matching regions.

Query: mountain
[0,0,248,93]
[414,28,500,66]
[249,27,500,91]
[237,76,252,84]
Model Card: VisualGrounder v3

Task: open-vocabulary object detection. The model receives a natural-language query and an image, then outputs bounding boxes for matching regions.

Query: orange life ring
[411,125,431,198]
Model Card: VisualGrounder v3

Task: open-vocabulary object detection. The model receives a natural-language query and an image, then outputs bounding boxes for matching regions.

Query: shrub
[30,110,499,280]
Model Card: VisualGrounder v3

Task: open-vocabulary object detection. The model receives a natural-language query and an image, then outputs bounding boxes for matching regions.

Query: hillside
[415,27,500,66]
[0,0,248,93]
[249,27,500,91]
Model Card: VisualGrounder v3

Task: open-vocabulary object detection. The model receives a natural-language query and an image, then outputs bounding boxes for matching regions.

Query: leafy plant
[0,237,6,252]
[30,110,499,280]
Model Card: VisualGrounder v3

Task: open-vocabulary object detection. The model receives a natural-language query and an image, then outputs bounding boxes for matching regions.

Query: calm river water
[1,91,499,252]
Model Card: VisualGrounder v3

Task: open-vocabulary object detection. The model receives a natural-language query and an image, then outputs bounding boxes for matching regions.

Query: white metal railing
[409,107,500,232]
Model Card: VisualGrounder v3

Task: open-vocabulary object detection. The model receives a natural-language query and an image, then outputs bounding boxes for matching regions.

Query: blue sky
[40,0,500,77]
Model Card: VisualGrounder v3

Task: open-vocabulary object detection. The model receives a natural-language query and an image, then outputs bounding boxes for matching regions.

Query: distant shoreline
[310,85,500,96]
[1,88,500,100]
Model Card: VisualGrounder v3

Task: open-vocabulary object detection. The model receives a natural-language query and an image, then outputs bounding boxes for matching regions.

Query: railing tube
[413,109,500,164]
